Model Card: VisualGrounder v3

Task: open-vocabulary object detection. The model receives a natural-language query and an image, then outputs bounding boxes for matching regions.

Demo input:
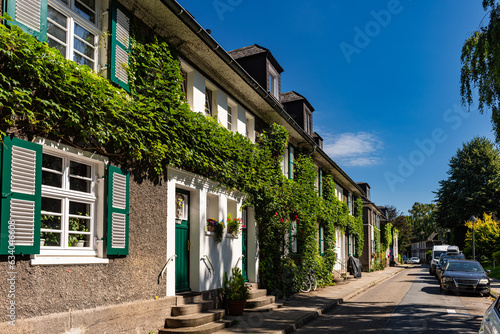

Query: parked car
[435,253,466,282]
[478,296,500,334]
[430,245,450,275]
[410,257,420,264]
[440,259,490,296]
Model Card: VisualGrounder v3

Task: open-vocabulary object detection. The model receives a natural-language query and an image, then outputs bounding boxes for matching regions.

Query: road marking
[447,309,456,314]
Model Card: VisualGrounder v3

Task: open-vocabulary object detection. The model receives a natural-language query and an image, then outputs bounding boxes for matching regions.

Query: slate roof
[229,44,284,73]
[280,91,315,112]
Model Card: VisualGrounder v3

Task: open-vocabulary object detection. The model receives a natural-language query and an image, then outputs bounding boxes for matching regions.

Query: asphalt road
[293,266,494,333]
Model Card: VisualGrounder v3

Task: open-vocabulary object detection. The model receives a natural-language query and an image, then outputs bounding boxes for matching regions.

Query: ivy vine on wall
[0,22,365,296]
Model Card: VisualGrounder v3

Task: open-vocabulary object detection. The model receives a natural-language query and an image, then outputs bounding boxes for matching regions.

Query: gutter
[160,0,365,197]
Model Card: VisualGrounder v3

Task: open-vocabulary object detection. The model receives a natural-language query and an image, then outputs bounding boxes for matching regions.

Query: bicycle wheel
[300,276,311,293]
[311,274,318,291]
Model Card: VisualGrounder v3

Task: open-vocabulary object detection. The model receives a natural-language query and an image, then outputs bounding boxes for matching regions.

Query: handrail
[235,255,245,268]
[201,255,215,277]
[333,258,347,276]
[160,254,177,280]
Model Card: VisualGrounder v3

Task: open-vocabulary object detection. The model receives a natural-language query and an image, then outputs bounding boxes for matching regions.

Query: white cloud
[323,132,384,167]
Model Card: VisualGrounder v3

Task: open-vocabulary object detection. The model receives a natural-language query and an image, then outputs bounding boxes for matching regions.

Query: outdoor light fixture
[470,215,477,261]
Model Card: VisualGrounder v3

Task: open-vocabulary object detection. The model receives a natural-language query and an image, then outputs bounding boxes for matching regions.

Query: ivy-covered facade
[1,0,367,332]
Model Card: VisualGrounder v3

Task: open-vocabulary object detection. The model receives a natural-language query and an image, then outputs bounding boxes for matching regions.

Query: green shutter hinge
[2,192,12,198]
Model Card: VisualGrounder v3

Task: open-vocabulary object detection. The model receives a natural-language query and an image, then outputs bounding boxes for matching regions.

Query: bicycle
[300,269,317,293]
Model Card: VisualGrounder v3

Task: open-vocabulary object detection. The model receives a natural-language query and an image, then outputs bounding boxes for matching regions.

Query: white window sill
[205,231,214,236]
[31,256,109,266]
[227,233,239,239]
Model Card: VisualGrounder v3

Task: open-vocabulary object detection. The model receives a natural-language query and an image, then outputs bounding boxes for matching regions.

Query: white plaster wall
[217,91,228,128]
[192,71,206,114]
[237,105,246,137]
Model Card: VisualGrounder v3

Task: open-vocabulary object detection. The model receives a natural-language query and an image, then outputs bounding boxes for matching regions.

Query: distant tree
[408,202,443,241]
[464,213,500,260]
[435,137,500,248]
[386,205,413,254]
[460,0,500,140]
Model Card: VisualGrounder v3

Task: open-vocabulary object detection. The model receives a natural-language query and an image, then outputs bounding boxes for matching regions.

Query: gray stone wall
[0,176,169,320]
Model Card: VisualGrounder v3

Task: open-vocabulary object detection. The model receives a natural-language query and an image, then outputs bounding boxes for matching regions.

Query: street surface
[293,265,494,333]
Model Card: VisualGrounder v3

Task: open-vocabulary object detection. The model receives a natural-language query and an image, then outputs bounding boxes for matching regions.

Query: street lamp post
[470,215,477,261]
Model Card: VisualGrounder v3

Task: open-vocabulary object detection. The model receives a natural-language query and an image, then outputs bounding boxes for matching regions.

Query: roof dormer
[229,44,284,100]
[280,91,315,136]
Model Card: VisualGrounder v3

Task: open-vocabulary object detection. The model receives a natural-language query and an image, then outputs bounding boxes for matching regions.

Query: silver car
[410,257,420,264]
[479,296,500,333]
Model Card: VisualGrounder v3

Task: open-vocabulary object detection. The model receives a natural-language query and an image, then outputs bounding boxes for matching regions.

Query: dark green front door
[242,209,248,282]
[175,189,190,292]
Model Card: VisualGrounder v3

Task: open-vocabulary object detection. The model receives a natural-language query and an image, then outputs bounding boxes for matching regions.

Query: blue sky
[177,0,495,214]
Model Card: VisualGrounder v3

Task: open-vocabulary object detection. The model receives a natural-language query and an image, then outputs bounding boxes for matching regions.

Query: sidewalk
[217,265,407,334]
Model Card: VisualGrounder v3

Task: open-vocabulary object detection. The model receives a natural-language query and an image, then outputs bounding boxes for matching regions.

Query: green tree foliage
[460,1,500,140]
[435,137,500,247]
[408,202,441,241]
[464,213,500,260]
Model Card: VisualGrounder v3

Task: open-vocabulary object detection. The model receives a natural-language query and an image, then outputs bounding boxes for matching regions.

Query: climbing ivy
[0,22,365,296]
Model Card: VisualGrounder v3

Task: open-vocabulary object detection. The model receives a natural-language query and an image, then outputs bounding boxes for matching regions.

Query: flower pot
[76,240,85,247]
[40,239,45,247]
[227,300,246,316]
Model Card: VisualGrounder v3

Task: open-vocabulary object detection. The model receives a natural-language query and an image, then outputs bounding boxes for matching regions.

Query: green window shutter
[5,0,48,41]
[0,137,42,255]
[110,0,130,91]
[106,164,130,256]
[288,144,294,180]
[319,226,324,256]
[289,220,297,253]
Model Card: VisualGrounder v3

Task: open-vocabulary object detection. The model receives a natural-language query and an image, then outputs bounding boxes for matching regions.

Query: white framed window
[268,68,279,99]
[227,105,233,131]
[47,0,103,71]
[40,150,97,254]
[205,88,213,116]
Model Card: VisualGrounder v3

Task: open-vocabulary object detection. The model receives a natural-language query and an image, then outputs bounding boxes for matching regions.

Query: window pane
[48,38,66,56]
[42,171,62,188]
[41,215,61,230]
[48,6,66,27]
[74,38,95,59]
[69,201,90,216]
[41,232,61,246]
[70,176,91,192]
[48,21,67,43]
[43,154,62,171]
[75,1,95,24]
[70,161,91,178]
[75,24,95,44]
[42,197,62,213]
[73,52,95,68]
[68,217,90,232]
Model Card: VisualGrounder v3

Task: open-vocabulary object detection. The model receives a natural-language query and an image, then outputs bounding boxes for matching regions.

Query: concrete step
[248,288,267,299]
[171,301,214,316]
[345,274,355,280]
[159,319,232,334]
[165,309,225,328]
[245,282,259,289]
[245,295,275,309]
[176,293,204,305]
[244,302,283,313]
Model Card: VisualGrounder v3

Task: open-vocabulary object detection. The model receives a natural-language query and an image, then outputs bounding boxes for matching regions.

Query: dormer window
[268,66,279,99]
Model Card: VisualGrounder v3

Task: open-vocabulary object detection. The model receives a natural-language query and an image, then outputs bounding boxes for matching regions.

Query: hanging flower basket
[207,218,224,243]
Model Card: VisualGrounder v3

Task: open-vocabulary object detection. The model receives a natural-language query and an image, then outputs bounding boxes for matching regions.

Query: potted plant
[226,214,242,237]
[68,216,89,247]
[222,267,250,315]
[206,218,218,232]
[213,220,225,243]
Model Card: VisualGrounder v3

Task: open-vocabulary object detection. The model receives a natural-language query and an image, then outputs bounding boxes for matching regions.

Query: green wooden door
[242,209,248,282]
[175,189,190,292]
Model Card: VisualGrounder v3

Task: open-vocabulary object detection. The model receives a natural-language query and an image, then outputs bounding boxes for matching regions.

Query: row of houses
[0,0,398,332]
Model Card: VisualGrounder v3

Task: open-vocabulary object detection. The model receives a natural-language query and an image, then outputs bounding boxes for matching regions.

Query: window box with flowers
[206,218,225,243]
[226,214,242,238]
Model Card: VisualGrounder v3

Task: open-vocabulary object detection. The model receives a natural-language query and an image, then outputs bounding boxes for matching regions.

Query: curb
[279,267,407,334]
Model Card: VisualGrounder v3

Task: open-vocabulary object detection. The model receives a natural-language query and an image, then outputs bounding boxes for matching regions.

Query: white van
[429,245,449,275]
